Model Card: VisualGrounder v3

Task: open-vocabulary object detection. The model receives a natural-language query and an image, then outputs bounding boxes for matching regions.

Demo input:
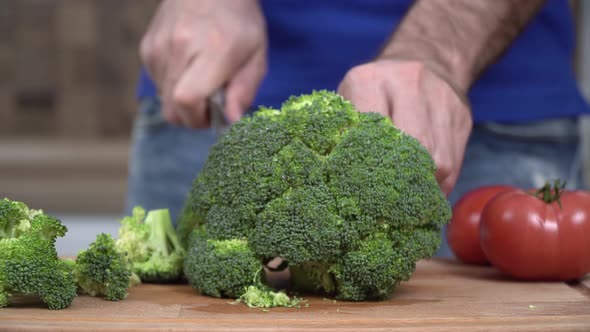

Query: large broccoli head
[180,90,451,301]
[0,198,77,309]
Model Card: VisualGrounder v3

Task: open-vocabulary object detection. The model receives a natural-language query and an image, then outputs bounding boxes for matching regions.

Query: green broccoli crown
[74,233,131,301]
[116,207,185,282]
[179,90,451,301]
[0,200,76,310]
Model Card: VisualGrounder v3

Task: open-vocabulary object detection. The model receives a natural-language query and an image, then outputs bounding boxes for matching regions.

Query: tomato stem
[533,179,566,207]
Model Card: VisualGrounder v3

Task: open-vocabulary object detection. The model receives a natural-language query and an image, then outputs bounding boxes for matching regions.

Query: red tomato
[447,185,516,265]
[480,183,590,281]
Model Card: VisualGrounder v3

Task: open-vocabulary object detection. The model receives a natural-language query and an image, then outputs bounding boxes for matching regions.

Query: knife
[208,89,229,135]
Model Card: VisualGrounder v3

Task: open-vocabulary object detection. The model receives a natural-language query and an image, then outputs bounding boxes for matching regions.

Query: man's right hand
[140,0,267,128]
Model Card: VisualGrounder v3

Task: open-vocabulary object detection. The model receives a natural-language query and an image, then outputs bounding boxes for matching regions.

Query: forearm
[380,0,546,92]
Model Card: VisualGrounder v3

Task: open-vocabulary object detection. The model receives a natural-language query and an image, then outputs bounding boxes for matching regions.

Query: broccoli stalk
[288,261,337,295]
[0,198,77,310]
[116,207,185,282]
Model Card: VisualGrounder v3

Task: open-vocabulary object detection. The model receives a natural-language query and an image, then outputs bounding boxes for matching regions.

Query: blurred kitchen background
[0,0,590,255]
[0,0,159,254]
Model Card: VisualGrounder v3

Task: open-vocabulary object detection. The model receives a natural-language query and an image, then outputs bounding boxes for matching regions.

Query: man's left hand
[338,59,473,195]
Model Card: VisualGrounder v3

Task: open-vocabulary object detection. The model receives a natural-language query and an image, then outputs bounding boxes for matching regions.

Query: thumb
[224,48,267,122]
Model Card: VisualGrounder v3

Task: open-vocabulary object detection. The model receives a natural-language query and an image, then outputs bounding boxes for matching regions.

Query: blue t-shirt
[137,0,589,123]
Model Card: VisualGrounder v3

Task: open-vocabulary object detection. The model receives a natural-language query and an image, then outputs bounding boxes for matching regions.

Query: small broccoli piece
[232,285,305,309]
[184,229,303,309]
[72,233,131,301]
[184,229,261,298]
[178,90,451,301]
[0,198,77,310]
[116,207,185,282]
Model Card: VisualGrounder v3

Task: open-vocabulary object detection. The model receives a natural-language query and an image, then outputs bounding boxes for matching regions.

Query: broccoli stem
[290,261,337,295]
[145,209,185,256]
[60,258,76,269]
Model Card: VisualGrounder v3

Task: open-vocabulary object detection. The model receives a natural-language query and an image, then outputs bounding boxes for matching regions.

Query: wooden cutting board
[1,259,589,331]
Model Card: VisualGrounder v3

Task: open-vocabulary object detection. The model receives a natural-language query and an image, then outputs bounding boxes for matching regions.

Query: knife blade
[208,89,229,135]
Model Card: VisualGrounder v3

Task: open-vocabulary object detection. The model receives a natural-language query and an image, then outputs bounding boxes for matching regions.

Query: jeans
[125,97,585,257]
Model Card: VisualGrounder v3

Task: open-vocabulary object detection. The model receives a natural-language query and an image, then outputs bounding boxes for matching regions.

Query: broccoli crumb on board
[228,285,306,310]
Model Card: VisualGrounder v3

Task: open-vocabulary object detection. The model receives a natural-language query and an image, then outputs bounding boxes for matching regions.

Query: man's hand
[338,59,472,195]
[140,0,267,128]
[339,0,545,194]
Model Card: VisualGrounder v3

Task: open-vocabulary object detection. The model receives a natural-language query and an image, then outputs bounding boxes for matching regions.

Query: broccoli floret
[179,90,451,301]
[0,198,43,239]
[72,233,131,301]
[116,207,185,282]
[0,198,77,309]
[185,229,304,309]
[184,229,261,298]
[295,233,405,301]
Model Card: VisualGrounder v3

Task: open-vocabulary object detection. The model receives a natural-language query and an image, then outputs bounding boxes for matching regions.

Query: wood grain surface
[1,259,589,332]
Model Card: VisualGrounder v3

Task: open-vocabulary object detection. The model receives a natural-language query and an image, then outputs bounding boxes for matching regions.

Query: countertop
[1,259,589,331]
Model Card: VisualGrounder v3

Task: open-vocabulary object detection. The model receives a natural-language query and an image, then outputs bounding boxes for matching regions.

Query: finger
[387,83,454,194]
[161,103,183,125]
[173,50,247,128]
[439,172,458,196]
[163,55,200,127]
[225,47,267,122]
[172,57,212,129]
[429,127,458,196]
[437,131,467,196]
[393,99,455,196]
[139,4,175,90]
[171,97,206,129]
[338,69,389,117]
[435,160,452,189]
[388,94,435,154]
[162,55,192,127]
[139,7,186,125]
[142,34,184,126]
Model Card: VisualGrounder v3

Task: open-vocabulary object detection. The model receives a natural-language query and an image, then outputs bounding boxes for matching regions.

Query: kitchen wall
[1,1,590,217]
[0,0,158,214]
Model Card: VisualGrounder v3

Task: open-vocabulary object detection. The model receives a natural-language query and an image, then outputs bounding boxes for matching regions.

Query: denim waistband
[138,96,581,142]
[475,117,580,143]
[137,97,166,126]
